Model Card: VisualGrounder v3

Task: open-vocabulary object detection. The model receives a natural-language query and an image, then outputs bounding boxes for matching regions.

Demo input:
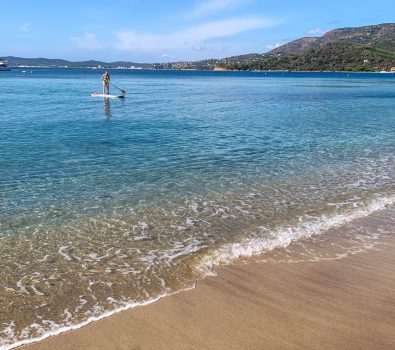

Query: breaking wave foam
[197,194,395,275]
[2,194,394,350]
[0,287,194,350]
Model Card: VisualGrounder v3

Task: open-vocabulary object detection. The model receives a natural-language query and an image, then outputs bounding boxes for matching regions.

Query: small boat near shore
[0,58,10,71]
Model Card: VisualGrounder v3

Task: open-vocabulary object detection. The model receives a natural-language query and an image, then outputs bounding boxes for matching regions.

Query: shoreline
[5,66,395,73]
[18,207,395,350]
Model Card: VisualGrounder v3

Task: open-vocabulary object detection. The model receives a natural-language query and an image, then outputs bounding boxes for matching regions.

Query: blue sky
[1,0,393,62]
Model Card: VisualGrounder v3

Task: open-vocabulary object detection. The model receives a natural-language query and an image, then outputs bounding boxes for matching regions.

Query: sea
[0,68,394,349]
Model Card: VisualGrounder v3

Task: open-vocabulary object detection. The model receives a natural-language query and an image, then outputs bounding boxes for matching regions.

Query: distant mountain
[6,56,71,67]
[215,23,395,72]
[148,23,395,72]
[269,23,395,54]
[5,56,146,68]
[3,23,395,72]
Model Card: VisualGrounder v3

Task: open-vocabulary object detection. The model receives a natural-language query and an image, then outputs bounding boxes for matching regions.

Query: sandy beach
[18,208,395,350]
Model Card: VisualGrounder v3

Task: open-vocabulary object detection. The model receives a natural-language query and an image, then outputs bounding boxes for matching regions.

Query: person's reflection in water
[103,97,112,120]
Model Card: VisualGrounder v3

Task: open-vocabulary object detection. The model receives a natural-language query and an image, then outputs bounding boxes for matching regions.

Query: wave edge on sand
[3,194,395,350]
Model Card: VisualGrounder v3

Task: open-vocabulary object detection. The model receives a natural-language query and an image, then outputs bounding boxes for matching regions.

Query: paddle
[111,83,126,94]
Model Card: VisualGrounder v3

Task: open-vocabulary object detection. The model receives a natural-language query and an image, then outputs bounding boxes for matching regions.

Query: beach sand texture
[20,209,395,350]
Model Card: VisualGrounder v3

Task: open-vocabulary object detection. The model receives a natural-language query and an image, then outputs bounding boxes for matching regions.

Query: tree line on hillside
[217,44,395,72]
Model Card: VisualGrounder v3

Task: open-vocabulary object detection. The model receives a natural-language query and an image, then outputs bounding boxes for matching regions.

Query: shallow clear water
[0,69,394,348]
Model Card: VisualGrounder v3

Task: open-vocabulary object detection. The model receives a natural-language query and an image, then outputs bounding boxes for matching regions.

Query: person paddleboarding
[101,69,111,94]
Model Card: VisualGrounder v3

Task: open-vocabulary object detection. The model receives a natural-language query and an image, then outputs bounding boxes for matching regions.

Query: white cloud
[187,0,241,18]
[70,32,101,49]
[265,43,281,50]
[306,28,326,36]
[115,17,276,52]
[20,23,29,32]
[193,45,208,51]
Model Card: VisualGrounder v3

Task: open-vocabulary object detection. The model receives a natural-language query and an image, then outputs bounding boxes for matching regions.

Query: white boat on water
[0,58,10,71]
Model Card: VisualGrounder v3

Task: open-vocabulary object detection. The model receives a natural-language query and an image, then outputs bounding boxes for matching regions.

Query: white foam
[2,195,394,350]
[74,297,88,313]
[186,217,197,225]
[189,203,199,213]
[235,206,251,215]
[58,246,72,262]
[37,255,49,262]
[1,323,15,343]
[170,225,186,231]
[0,286,195,350]
[196,194,395,275]
[87,252,109,261]
[138,221,148,230]
[263,229,382,264]
[15,277,28,295]
[133,235,150,241]
[63,309,72,323]
[30,284,44,297]
[163,238,205,262]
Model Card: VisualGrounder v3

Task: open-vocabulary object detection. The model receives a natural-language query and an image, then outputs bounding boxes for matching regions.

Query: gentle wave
[196,194,395,275]
[1,287,195,350]
[2,70,394,349]
[2,194,394,350]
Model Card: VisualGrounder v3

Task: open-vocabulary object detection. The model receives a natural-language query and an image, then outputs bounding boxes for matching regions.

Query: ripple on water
[1,70,395,348]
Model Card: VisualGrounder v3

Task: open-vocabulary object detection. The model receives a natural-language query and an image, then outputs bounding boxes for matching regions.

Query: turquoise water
[0,69,394,348]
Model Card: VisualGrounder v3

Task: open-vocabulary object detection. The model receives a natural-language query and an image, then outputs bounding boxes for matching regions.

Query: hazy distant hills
[3,23,395,72]
[269,23,395,54]
[5,56,145,68]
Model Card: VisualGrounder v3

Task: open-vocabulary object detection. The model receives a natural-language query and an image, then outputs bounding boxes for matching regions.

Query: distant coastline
[5,66,395,74]
[3,22,394,73]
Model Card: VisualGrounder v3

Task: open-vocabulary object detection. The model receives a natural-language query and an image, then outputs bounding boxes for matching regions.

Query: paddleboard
[91,93,125,98]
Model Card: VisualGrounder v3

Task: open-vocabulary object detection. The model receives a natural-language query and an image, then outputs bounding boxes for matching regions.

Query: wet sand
[20,212,395,350]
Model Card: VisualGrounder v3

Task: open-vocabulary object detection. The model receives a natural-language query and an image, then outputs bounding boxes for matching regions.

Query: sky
[1,0,393,63]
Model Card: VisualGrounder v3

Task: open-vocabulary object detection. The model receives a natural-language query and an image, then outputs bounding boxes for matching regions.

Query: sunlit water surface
[0,69,394,348]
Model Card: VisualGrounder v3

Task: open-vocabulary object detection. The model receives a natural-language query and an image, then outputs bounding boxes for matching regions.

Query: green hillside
[217,43,395,72]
